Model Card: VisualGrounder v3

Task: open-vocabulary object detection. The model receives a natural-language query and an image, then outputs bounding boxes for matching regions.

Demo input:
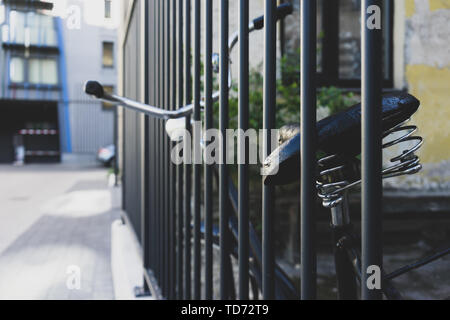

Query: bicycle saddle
[262,93,420,186]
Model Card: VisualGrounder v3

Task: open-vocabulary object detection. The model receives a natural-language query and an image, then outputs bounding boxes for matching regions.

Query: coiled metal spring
[317,119,424,209]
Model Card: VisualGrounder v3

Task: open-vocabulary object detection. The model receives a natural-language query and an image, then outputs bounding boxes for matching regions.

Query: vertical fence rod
[176,0,185,301]
[169,0,178,300]
[159,0,166,294]
[361,0,383,300]
[151,0,156,281]
[184,0,192,300]
[163,0,170,297]
[164,0,170,298]
[300,0,317,300]
[204,0,214,301]
[219,0,230,301]
[278,0,286,60]
[193,0,202,301]
[156,0,162,286]
[149,2,155,276]
[166,0,173,299]
[152,0,158,279]
[262,0,276,300]
[143,0,151,286]
[238,0,249,300]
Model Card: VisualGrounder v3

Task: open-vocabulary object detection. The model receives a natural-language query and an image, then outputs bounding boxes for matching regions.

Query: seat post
[330,191,351,227]
[316,155,358,299]
[327,191,358,299]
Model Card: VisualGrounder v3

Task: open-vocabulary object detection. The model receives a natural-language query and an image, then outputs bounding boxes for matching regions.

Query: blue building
[0,0,118,164]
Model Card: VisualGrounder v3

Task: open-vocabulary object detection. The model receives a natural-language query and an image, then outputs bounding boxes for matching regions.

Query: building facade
[0,0,119,164]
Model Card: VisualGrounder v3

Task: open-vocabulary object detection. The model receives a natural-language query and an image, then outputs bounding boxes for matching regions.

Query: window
[10,57,25,83]
[2,25,9,43]
[316,0,393,88]
[27,12,39,46]
[38,14,57,46]
[0,5,5,24]
[9,10,25,44]
[29,59,58,85]
[105,0,112,19]
[102,42,114,68]
[8,11,56,46]
[102,86,115,110]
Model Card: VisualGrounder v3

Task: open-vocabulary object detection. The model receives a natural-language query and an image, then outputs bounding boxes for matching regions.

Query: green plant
[276,48,359,126]
[213,51,359,132]
[318,86,358,115]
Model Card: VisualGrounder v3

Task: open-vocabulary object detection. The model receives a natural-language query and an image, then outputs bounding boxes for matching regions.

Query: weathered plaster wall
[390,0,450,190]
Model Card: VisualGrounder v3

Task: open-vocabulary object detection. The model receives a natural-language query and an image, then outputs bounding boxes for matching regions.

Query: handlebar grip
[84,80,104,99]
[253,3,293,30]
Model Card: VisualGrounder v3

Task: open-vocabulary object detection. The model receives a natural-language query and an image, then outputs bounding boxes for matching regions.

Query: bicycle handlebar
[84,80,194,120]
[84,80,105,99]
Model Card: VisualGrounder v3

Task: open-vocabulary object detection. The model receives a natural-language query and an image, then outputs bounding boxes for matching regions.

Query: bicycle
[85,3,450,300]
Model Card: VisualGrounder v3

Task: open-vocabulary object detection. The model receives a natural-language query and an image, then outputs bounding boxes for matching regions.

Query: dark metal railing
[361,0,383,300]
[183,0,192,300]
[238,0,250,301]
[300,0,317,300]
[84,0,450,301]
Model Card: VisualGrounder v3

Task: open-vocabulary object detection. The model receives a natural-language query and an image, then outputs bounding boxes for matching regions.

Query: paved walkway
[0,164,120,300]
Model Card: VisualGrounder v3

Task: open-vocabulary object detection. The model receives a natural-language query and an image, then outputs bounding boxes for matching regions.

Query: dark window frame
[317,0,394,89]
[102,41,115,68]
[104,0,112,19]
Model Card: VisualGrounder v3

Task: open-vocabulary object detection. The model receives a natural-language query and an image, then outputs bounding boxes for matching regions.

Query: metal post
[238,0,249,301]
[204,0,214,301]
[151,0,158,279]
[193,0,202,300]
[219,0,230,301]
[142,0,151,292]
[159,0,166,293]
[321,0,339,86]
[169,0,177,300]
[300,0,317,300]
[184,0,192,301]
[176,0,184,301]
[155,0,162,286]
[278,0,286,60]
[361,0,383,300]
[164,0,170,297]
[262,0,276,300]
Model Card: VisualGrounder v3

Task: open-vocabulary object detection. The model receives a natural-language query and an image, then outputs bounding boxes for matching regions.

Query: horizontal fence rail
[85,0,418,301]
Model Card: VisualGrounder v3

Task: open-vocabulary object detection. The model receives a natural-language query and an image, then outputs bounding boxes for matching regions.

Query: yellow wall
[429,0,450,11]
[404,0,450,166]
[408,0,450,16]
[407,65,450,163]
[405,0,416,17]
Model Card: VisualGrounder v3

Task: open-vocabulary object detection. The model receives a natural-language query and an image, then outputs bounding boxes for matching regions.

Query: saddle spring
[317,119,424,209]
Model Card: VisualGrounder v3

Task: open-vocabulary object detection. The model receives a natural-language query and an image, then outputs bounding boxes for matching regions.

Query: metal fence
[118,0,385,300]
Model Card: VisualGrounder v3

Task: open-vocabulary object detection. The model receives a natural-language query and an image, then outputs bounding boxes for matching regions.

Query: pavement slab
[0,164,120,300]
